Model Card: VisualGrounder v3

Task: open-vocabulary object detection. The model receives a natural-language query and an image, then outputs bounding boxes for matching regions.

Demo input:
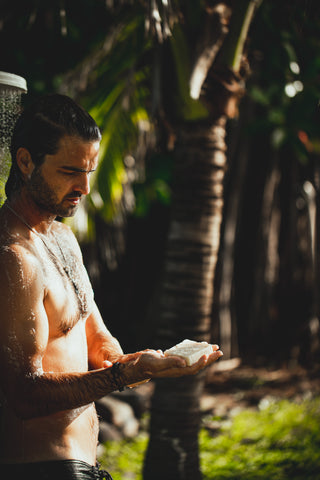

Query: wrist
[110,362,125,392]
[110,360,151,392]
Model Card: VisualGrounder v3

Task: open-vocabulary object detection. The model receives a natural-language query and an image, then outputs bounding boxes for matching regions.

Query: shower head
[0,71,27,93]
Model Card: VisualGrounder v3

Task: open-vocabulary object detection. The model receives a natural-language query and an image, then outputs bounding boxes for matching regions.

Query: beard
[26,167,81,218]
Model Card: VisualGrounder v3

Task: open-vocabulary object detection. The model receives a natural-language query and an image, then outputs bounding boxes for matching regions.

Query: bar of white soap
[164,339,213,366]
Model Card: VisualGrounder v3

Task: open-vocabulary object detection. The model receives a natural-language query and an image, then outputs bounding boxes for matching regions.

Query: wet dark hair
[5,93,101,199]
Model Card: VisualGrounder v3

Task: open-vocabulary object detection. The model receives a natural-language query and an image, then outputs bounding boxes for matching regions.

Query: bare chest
[37,237,94,336]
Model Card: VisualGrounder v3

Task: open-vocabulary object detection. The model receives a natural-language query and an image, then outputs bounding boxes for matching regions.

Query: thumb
[103,360,113,368]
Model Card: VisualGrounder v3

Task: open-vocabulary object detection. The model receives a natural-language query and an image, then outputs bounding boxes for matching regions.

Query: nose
[76,173,91,195]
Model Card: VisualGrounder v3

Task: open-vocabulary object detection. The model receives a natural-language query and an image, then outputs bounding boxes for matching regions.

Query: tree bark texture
[156,118,227,347]
[143,118,227,480]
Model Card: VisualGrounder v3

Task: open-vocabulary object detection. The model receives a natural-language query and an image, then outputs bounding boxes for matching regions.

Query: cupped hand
[107,345,223,385]
[142,344,223,379]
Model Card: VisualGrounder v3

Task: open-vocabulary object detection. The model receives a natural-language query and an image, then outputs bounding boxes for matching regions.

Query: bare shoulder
[0,235,45,293]
[0,206,41,265]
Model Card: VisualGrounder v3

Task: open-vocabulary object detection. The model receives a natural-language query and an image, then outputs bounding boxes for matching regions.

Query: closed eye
[59,168,96,177]
[60,171,77,176]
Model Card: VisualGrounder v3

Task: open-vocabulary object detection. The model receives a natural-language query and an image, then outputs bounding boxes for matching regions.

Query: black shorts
[1,459,113,480]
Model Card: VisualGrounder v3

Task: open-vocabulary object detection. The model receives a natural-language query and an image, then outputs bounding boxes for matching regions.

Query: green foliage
[169,23,208,121]
[80,15,153,222]
[133,151,173,217]
[99,432,149,480]
[246,1,320,162]
[200,398,320,480]
[0,179,5,206]
[0,153,11,206]
[2,0,320,222]
[219,0,260,72]
[98,398,320,480]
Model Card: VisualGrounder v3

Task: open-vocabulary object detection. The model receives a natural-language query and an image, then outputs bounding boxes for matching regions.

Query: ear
[16,147,35,180]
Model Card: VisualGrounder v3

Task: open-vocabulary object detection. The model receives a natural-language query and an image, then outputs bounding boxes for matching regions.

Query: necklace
[5,201,87,313]
[5,200,44,236]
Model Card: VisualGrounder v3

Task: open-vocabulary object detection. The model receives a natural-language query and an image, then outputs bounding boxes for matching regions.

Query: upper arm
[0,246,49,399]
[85,302,114,349]
[56,222,123,365]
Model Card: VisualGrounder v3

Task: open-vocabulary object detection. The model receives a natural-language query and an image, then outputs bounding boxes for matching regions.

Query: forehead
[46,135,100,168]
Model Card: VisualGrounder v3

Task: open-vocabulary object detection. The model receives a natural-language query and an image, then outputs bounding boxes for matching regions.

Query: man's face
[26,135,100,217]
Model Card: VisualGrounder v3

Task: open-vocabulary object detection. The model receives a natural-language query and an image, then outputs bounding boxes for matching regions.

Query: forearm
[10,347,223,419]
[13,364,138,420]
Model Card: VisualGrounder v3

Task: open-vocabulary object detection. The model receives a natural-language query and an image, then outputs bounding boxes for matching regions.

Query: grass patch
[99,431,148,480]
[200,397,320,479]
[98,397,320,480]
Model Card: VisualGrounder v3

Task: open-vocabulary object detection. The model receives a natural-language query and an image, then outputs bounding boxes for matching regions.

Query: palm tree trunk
[143,118,227,480]
[144,3,261,478]
[158,119,227,344]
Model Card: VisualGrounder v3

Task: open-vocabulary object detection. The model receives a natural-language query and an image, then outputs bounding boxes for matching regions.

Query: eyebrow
[59,166,97,173]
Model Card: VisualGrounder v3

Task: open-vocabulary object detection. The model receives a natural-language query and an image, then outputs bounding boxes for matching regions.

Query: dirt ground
[202,358,320,417]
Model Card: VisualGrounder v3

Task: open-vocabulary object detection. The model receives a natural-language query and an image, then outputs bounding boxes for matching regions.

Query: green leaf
[169,23,208,120]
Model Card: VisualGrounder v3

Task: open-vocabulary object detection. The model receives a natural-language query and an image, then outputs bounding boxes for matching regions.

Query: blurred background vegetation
[1,1,320,478]
[98,396,320,479]
[1,0,320,365]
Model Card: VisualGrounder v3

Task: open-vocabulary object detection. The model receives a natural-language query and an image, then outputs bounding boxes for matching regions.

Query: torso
[0,215,99,465]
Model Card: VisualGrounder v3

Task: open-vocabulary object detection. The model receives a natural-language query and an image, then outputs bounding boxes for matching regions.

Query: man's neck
[6,192,56,235]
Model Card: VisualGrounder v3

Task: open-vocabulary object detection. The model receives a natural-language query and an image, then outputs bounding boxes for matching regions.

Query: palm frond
[61,13,154,238]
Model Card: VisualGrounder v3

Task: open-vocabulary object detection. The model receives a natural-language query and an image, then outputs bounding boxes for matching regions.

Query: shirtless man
[0,94,223,480]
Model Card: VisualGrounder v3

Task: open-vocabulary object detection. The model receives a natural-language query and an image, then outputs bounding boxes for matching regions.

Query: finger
[211,344,220,352]
[140,348,160,354]
[183,350,222,372]
[164,355,187,367]
[212,349,223,358]
[117,352,142,363]
[206,350,223,365]
[102,360,113,368]
[146,355,188,374]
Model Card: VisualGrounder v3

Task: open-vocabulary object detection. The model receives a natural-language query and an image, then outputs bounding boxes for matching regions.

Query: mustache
[65,192,82,199]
